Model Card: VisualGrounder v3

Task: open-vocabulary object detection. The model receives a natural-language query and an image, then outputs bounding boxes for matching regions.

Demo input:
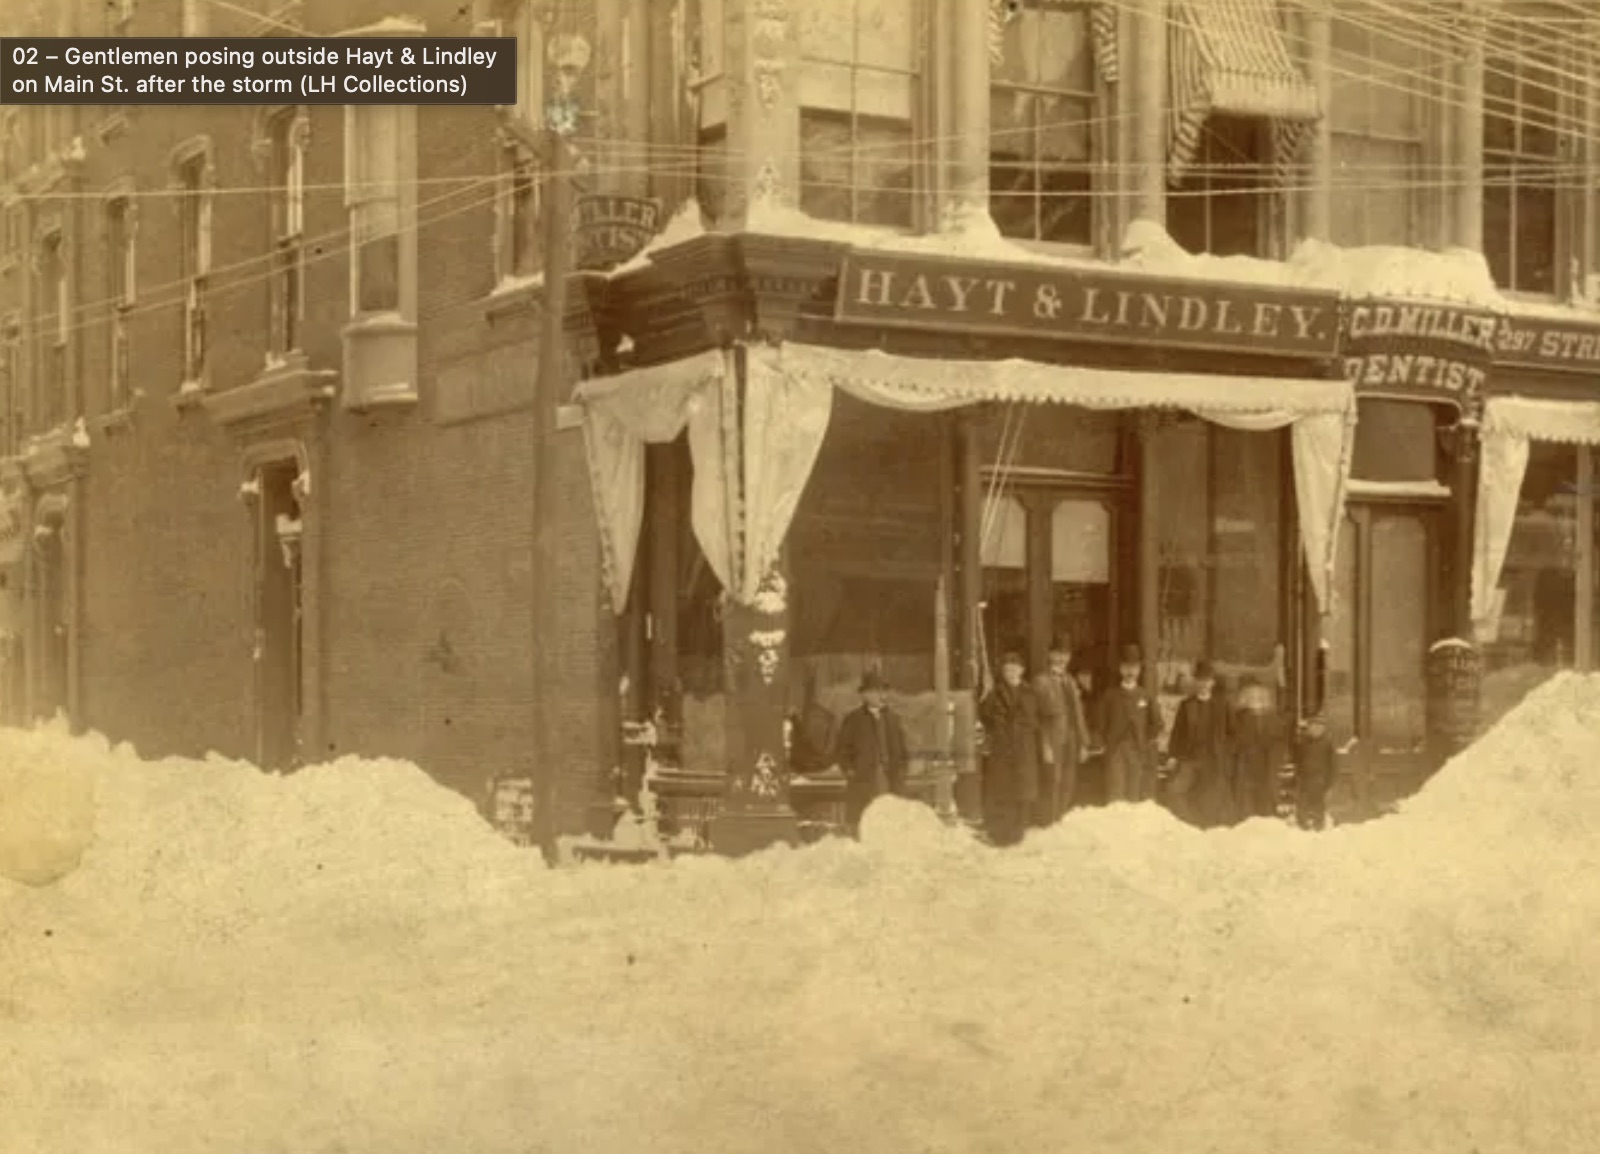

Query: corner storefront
[568,235,1356,852]
[1473,312,1600,729]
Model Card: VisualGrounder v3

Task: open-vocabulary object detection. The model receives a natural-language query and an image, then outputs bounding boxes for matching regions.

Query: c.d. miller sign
[573,195,663,273]
[1340,301,1499,406]
[833,251,1341,358]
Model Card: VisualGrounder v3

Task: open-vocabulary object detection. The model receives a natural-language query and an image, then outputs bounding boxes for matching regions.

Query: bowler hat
[1119,644,1142,665]
[1194,659,1216,680]
[859,669,889,692]
[1048,636,1072,655]
[1000,651,1025,668]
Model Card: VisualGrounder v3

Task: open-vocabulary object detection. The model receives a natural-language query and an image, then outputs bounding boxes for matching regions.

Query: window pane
[1211,427,1282,666]
[975,405,1120,474]
[1152,419,1210,687]
[1482,177,1513,289]
[357,235,400,313]
[1482,441,1576,728]
[799,110,913,229]
[993,6,1092,94]
[1513,181,1558,295]
[1350,399,1438,484]
[1368,513,1428,751]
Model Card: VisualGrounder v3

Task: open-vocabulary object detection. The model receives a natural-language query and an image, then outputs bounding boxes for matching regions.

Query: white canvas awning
[578,342,1357,618]
[1472,395,1600,642]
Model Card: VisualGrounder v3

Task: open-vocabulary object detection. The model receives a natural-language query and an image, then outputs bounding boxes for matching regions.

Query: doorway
[1320,500,1443,814]
[980,484,1126,693]
[255,462,304,770]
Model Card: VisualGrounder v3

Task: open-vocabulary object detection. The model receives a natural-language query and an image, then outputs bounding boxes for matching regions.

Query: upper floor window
[266,109,306,355]
[1166,0,1317,260]
[105,195,136,409]
[496,143,542,286]
[0,319,19,456]
[0,110,18,185]
[989,1,1103,250]
[175,147,211,386]
[1328,5,1430,248]
[345,105,411,318]
[1483,11,1576,296]
[797,0,923,230]
[510,0,545,127]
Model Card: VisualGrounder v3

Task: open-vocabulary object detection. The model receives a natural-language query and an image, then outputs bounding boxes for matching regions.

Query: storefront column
[1303,1,1333,242]
[1136,413,1160,693]
[944,0,989,227]
[1134,0,1167,225]
[954,411,984,821]
[1577,448,1595,670]
[710,558,801,856]
[1449,421,1479,639]
[1454,11,1485,253]
[719,0,802,226]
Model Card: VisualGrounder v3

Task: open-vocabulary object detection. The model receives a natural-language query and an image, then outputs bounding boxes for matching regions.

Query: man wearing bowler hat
[979,650,1041,846]
[1034,636,1089,824]
[1094,644,1164,804]
[833,669,910,835]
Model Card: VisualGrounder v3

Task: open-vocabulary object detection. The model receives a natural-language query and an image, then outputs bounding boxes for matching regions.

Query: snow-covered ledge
[202,350,338,435]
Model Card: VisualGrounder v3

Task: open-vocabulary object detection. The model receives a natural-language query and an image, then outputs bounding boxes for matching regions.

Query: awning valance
[1482,395,1600,445]
[1168,0,1321,185]
[775,342,1350,416]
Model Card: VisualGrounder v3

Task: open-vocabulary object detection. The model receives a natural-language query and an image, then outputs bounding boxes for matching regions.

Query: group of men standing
[812,638,1336,845]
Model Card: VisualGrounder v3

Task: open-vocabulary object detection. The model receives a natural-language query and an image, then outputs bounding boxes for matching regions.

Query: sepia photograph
[1,0,1597,1149]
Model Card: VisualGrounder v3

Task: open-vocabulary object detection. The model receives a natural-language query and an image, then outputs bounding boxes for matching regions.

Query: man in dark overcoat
[979,651,1040,847]
[1033,637,1089,824]
[1094,644,1164,804]
[833,669,910,835]
[1165,659,1234,827]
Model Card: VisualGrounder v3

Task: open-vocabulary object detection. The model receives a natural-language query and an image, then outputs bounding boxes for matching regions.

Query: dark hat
[859,669,889,692]
[1119,644,1142,666]
[1194,659,1216,680]
[1239,673,1263,689]
[1048,636,1072,655]
[1000,651,1026,668]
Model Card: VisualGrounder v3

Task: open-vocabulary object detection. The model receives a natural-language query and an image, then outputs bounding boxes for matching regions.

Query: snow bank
[4,676,1600,1152]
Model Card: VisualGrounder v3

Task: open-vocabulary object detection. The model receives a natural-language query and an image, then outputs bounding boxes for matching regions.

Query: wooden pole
[533,124,574,861]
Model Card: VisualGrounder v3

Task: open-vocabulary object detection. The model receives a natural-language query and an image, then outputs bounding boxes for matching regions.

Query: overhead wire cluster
[0,0,1592,353]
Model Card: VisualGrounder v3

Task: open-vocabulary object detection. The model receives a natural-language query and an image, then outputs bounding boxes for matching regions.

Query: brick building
[2,0,1600,852]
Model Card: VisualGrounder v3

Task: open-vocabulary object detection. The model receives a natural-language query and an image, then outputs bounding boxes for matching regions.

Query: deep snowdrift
[2,678,1598,1153]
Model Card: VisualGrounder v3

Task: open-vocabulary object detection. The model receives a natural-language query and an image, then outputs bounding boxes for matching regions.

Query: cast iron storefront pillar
[711,559,801,856]
[1136,413,1162,698]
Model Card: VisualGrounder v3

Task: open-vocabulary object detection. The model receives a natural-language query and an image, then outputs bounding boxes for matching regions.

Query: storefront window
[788,396,946,765]
[1481,440,1578,727]
[1350,399,1441,484]
[1149,420,1285,701]
[1368,512,1428,751]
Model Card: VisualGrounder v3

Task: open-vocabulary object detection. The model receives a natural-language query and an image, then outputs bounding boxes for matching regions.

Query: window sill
[96,111,130,144]
[92,393,142,437]
[483,274,546,322]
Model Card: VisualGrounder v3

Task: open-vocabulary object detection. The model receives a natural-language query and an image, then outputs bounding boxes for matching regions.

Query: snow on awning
[775,342,1350,416]
[1168,0,1321,186]
[1482,395,1600,445]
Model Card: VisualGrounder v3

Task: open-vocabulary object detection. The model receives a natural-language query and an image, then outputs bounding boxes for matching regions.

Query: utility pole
[531,84,575,864]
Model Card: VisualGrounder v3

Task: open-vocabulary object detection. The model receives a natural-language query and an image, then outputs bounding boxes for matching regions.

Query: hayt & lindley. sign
[1340,301,1498,405]
[833,252,1342,358]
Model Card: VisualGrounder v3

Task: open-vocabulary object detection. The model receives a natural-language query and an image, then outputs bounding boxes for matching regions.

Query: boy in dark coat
[833,670,910,835]
[1094,645,1163,804]
[1293,712,1337,830]
[1033,637,1089,825]
[1233,675,1289,821]
[1165,659,1234,828]
[979,651,1040,847]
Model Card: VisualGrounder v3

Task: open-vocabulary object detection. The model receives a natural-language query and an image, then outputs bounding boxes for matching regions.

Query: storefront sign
[1339,301,1498,405]
[574,195,663,273]
[1494,316,1600,373]
[833,252,1342,357]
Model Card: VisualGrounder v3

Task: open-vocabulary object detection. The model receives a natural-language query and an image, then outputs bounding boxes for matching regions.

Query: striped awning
[1168,0,1321,186]
[988,0,1120,86]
